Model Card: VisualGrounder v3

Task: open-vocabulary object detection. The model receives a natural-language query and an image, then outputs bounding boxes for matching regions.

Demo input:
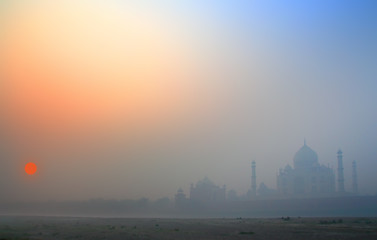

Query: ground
[0,216,377,240]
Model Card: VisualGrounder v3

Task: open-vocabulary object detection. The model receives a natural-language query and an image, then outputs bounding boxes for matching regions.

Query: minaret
[337,149,345,194]
[352,160,358,195]
[251,161,257,197]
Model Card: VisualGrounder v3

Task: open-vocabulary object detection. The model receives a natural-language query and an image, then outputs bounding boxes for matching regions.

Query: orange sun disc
[25,162,37,175]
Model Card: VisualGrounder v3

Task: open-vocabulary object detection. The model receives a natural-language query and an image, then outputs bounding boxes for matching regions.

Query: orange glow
[25,162,37,175]
[0,1,191,146]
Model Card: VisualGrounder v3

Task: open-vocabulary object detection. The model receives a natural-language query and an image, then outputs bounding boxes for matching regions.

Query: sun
[25,162,37,175]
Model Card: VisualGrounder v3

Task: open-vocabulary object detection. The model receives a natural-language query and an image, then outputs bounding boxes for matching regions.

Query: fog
[1,0,377,203]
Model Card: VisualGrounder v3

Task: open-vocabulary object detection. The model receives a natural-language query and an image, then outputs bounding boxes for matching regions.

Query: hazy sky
[1,0,377,202]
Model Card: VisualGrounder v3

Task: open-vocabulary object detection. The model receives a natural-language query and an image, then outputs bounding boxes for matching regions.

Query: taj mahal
[276,142,337,198]
[176,141,358,204]
[248,141,358,199]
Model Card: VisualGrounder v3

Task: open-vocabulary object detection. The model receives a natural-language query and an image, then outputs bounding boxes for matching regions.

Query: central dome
[293,143,319,169]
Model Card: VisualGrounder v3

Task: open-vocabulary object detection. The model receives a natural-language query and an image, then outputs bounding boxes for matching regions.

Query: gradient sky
[0,0,377,202]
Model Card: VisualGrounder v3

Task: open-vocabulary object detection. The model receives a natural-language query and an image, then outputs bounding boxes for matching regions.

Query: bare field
[0,216,377,240]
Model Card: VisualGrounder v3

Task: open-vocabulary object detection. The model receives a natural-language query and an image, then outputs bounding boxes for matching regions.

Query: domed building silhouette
[277,141,336,198]
[189,177,226,203]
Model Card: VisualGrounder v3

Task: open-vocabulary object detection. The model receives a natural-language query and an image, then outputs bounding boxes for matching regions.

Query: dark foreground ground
[1,216,377,240]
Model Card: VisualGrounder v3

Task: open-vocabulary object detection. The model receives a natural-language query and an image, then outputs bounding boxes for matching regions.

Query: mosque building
[189,177,226,203]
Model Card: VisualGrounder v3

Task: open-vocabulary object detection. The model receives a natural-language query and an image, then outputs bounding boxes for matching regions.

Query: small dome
[293,143,319,169]
[284,164,293,172]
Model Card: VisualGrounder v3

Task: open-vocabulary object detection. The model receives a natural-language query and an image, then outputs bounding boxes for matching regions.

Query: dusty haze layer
[0,0,377,201]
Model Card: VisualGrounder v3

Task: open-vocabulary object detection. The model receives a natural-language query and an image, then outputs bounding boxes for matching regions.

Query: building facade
[189,177,226,202]
[277,142,336,198]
